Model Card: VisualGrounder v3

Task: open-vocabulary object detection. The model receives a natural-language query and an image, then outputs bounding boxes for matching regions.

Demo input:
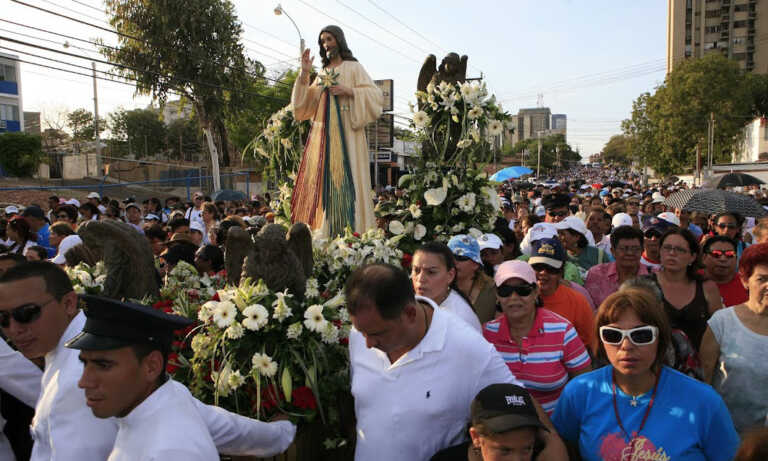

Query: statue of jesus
[290,25,383,237]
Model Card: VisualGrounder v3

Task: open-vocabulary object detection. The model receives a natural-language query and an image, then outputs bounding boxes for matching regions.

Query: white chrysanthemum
[457,139,473,149]
[320,322,339,344]
[242,304,269,331]
[451,223,465,233]
[287,321,303,339]
[388,220,405,235]
[217,289,236,304]
[304,304,328,333]
[414,224,427,241]
[272,291,293,322]
[468,106,483,120]
[488,120,504,136]
[228,370,245,390]
[251,352,278,378]
[224,323,245,340]
[75,270,95,287]
[409,204,422,219]
[456,192,477,213]
[213,301,237,328]
[412,111,430,128]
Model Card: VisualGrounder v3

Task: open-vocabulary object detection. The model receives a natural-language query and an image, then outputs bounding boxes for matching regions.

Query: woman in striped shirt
[482,260,591,415]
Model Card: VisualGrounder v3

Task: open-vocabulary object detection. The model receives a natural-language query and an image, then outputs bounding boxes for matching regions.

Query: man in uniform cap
[540,194,570,224]
[0,262,295,461]
[66,295,217,460]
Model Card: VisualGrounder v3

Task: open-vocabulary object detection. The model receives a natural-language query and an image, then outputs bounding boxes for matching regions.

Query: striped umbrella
[663,189,766,217]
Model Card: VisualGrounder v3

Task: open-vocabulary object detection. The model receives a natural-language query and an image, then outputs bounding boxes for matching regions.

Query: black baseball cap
[471,384,547,434]
[65,295,193,351]
[21,205,45,220]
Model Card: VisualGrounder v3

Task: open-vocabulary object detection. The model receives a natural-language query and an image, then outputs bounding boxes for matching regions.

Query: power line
[0,26,97,56]
[69,0,105,13]
[40,0,112,26]
[0,18,120,52]
[294,0,421,64]
[0,35,289,104]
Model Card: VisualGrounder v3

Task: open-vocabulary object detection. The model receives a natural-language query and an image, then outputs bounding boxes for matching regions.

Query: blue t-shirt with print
[552,365,739,461]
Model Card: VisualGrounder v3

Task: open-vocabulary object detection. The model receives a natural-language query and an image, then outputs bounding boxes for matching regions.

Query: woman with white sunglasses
[552,288,739,460]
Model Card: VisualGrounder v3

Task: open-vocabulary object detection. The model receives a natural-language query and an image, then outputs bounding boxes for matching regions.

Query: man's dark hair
[0,253,27,266]
[144,224,167,242]
[162,243,196,267]
[48,195,59,202]
[715,211,744,227]
[318,25,358,68]
[0,261,74,299]
[542,193,569,210]
[196,244,224,272]
[345,264,414,320]
[610,225,644,249]
[130,341,170,386]
[168,218,190,233]
[702,235,737,254]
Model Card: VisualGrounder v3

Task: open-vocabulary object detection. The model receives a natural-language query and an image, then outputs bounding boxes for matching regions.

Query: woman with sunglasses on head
[53,204,78,228]
[644,228,722,352]
[699,243,768,433]
[708,212,750,260]
[483,260,591,417]
[412,241,482,332]
[552,287,740,460]
[448,235,498,324]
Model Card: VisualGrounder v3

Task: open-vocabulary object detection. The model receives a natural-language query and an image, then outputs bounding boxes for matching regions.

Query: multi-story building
[667,0,768,74]
[505,107,552,145]
[551,114,567,139]
[0,53,23,133]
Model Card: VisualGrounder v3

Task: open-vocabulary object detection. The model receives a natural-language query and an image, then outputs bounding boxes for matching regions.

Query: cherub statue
[416,52,469,95]
[78,220,160,300]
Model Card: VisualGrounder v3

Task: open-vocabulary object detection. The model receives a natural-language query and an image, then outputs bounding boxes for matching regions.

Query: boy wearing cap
[0,262,295,461]
[124,203,144,235]
[66,295,218,460]
[430,384,547,461]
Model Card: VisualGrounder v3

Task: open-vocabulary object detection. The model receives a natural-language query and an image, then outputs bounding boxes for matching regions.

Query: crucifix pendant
[630,397,638,407]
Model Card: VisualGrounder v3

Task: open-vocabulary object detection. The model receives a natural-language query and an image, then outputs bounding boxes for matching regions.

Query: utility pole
[536,132,542,180]
[91,62,101,178]
[696,143,701,186]
[373,118,379,189]
[708,112,715,172]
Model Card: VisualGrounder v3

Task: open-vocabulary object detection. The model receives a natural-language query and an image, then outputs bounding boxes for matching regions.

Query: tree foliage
[108,108,167,158]
[512,133,581,174]
[100,0,265,168]
[0,132,45,177]
[622,54,766,176]
[167,117,203,160]
[601,134,632,166]
[66,108,104,142]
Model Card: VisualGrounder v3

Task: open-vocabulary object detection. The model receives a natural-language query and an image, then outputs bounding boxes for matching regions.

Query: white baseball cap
[478,233,503,251]
[190,220,205,234]
[145,213,160,221]
[651,192,665,204]
[611,212,633,229]
[519,222,558,257]
[65,198,81,208]
[555,216,596,246]
[51,235,82,265]
[657,212,680,227]
[87,192,100,199]
[4,205,18,215]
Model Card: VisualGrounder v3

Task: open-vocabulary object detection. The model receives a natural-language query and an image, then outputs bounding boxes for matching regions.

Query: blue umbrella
[490,166,533,182]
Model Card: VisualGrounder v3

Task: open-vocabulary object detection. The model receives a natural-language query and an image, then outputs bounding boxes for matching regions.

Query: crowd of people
[0,163,767,460]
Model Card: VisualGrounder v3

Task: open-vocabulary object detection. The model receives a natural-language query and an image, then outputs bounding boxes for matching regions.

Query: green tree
[167,117,203,160]
[101,0,265,188]
[601,134,632,166]
[622,92,660,177]
[67,108,104,142]
[41,128,70,149]
[513,133,580,174]
[108,108,167,158]
[0,132,45,177]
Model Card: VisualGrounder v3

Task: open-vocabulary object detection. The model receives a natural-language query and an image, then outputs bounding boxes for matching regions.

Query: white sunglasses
[599,325,658,346]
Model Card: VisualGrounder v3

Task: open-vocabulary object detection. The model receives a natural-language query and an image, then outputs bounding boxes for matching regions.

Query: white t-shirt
[439,289,482,332]
[349,296,521,461]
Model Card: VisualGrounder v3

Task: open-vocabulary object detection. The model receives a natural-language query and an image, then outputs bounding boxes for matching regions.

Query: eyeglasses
[707,249,736,259]
[0,298,56,328]
[660,245,689,255]
[546,210,568,218]
[615,245,643,254]
[644,230,661,239]
[599,325,658,346]
[497,283,536,298]
[454,254,471,262]
[531,263,560,274]
[716,223,738,230]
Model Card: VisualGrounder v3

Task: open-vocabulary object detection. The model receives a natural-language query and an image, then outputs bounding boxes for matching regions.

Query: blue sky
[3,0,668,156]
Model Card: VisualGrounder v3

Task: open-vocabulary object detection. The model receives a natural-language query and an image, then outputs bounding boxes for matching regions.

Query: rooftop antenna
[536,93,544,108]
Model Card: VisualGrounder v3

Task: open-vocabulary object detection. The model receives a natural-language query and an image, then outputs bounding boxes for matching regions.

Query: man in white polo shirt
[345,264,566,461]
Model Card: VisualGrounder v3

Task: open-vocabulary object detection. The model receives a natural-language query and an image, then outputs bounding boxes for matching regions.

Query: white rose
[414,224,427,241]
[389,220,405,235]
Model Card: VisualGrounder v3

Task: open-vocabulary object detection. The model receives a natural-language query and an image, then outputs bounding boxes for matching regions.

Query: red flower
[292,386,317,410]
[152,299,173,312]
[353,232,360,238]
[261,384,282,411]
[321,290,331,299]
[401,253,413,270]
[166,352,179,374]
[211,292,220,302]
[339,337,349,346]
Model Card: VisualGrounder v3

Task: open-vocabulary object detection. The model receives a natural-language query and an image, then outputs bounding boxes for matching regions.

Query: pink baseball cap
[494,260,537,287]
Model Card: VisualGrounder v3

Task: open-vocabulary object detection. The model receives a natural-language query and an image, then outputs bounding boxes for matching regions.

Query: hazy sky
[2,0,667,156]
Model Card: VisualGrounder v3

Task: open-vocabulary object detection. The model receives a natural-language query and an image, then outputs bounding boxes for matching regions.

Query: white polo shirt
[350,296,521,461]
[439,289,482,333]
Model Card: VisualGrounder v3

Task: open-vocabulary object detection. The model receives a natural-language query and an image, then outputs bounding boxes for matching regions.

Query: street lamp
[274,4,305,55]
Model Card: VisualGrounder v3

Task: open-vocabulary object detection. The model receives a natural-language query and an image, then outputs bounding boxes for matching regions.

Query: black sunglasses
[644,230,661,239]
[531,263,560,274]
[716,223,738,230]
[497,283,536,298]
[0,298,56,328]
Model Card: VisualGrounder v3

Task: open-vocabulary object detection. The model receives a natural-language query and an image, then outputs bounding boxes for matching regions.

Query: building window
[704,41,719,49]
[706,25,722,33]
[0,104,19,121]
[705,9,722,18]
[734,20,747,28]
[733,52,747,60]
[0,64,17,82]
[734,3,748,12]
[733,37,746,44]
